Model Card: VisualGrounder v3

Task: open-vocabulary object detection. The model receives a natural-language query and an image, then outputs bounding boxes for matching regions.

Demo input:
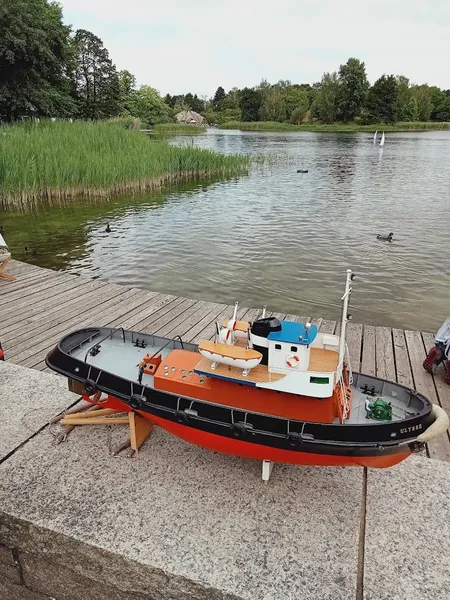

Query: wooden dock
[1,259,449,462]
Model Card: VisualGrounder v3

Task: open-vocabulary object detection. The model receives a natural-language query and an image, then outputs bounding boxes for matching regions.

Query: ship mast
[339,269,353,364]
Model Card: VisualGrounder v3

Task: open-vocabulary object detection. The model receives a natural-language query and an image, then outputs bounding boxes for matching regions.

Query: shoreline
[219,121,450,133]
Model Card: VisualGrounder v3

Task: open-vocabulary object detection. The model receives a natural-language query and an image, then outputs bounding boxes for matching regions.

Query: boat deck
[1,259,449,462]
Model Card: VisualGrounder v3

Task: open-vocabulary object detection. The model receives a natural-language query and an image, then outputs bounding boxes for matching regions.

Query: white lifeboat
[221,319,249,339]
[0,234,11,264]
[198,341,262,370]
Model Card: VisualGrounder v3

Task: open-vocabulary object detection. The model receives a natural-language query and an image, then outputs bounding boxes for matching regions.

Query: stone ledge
[0,543,21,585]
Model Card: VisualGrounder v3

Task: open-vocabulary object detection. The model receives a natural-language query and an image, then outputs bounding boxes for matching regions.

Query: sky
[60,0,450,97]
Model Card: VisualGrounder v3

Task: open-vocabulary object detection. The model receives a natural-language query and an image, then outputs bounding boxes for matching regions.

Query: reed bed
[152,123,205,134]
[0,120,247,207]
[221,120,450,132]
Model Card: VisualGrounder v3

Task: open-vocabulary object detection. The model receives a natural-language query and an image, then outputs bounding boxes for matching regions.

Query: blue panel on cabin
[267,321,318,345]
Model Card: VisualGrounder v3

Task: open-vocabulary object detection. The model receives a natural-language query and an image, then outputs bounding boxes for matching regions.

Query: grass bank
[0,120,247,206]
[220,121,450,132]
[152,123,204,134]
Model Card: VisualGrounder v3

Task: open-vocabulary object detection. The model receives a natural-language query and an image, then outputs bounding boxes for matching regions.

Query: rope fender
[417,404,449,443]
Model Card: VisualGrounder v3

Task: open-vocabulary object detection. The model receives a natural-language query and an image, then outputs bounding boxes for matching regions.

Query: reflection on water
[1,130,450,332]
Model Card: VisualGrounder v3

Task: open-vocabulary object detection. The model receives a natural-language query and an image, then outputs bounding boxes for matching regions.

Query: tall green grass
[152,123,204,134]
[221,120,450,132]
[0,120,247,206]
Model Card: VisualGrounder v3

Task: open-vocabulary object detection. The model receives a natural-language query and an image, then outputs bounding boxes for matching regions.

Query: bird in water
[0,225,4,234]
[105,223,111,233]
[376,232,394,242]
[25,247,37,256]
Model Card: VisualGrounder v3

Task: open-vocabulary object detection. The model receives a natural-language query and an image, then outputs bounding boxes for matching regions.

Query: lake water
[1,129,449,331]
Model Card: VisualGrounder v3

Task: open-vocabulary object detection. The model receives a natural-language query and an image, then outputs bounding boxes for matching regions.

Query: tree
[367,75,398,124]
[73,29,121,119]
[395,76,413,121]
[401,97,419,122]
[310,72,340,123]
[338,57,369,121]
[131,85,170,126]
[259,87,286,122]
[0,0,74,121]
[411,85,432,121]
[239,88,262,121]
[213,86,226,109]
[285,88,309,121]
[290,94,309,124]
[118,69,136,114]
[436,96,450,121]
[429,86,446,120]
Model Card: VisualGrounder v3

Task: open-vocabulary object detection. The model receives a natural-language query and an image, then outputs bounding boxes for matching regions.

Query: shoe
[423,346,443,373]
[444,360,450,384]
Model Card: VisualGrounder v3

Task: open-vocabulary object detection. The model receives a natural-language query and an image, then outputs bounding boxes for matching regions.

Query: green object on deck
[365,398,392,421]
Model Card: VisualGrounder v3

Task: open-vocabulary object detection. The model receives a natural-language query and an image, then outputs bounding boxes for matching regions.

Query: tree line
[2,0,450,127]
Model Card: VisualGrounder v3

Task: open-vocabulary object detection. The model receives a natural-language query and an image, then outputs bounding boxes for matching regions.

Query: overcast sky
[60,0,450,97]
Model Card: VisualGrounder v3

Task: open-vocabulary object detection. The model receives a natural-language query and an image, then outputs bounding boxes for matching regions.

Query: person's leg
[423,342,446,373]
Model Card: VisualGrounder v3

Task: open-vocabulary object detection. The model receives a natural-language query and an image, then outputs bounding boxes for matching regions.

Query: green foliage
[289,92,309,124]
[367,75,398,124]
[411,85,433,121]
[213,86,226,110]
[285,87,310,121]
[338,58,369,121]
[118,70,137,114]
[153,123,203,134]
[0,0,74,121]
[259,87,286,122]
[436,96,450,121]
[0,120,248,204]
[401,97,419,122]
[239,88,262,121]
[429,86,446,120]
[129,85,171,127]
[311,72,340,123]
[73,29,121,119]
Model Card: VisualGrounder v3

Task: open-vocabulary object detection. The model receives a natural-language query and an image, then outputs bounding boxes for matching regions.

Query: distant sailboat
[379,132,385,147]
[373,130,378,144]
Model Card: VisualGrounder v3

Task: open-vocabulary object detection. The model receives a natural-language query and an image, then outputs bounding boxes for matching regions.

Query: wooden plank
[405,329,450,462]
[6,287,139,363]
[284,313,309,323]
[3,283,134,347]
[345,322,363,373]
[0,272,71,303]
[0,280,111,333]
[162,301,224,339]
[0,270,62,297]
[361,324,376,376]
[107,293,177,330]
[140,298,197,334]
[392,328,414,389]
[375,326,396,382]
[319,320,336,334]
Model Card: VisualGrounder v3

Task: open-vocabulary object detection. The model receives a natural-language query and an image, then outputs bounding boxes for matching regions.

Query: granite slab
[0,364,364,600]
[364,455,450,600]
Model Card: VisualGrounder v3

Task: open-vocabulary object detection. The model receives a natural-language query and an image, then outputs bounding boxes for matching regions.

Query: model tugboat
[46,270,449,469]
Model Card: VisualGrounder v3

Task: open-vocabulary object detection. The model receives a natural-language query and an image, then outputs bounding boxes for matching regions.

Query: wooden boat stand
[50,393,154,456]
[0,258,16,281]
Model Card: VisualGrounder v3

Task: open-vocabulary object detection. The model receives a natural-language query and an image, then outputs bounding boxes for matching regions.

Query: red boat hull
[90,394,411,468]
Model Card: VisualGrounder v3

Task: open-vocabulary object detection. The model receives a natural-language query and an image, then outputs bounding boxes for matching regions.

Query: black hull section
[45,328,435,459]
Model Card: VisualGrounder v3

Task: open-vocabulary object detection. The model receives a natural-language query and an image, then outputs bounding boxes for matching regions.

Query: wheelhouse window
[310,376,330,384]
[290,346,298,352]
[275,344,282,350]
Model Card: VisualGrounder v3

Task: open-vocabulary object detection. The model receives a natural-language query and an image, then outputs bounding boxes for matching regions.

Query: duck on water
[46,269,449,472]
[377,232,394,242]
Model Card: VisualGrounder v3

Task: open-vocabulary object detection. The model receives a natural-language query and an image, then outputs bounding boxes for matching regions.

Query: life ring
[130,394,143,410]
[286,355,300,368]
[84,379,98,396]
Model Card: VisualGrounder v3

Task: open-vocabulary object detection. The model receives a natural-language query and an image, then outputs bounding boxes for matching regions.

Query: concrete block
[0,544,21,584]
[0,576,51,600]
[0,363,364,600]
[364,455,450,600]
[0,361,79,461]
